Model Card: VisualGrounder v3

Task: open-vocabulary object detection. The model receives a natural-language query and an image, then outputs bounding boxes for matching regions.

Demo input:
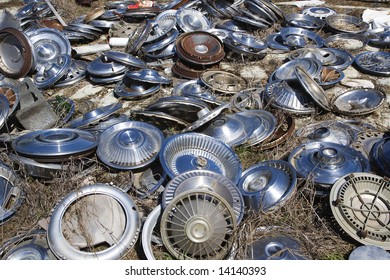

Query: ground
[0,0,389,260]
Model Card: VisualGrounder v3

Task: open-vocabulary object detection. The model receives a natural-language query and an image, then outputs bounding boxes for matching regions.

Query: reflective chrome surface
[0,230,56,260]
[125,69,171,84]
[265,80,316,115]
[160,190,236,259]
[285,13,324,30]
[288,141,370,186]
[199,113,255,147]
[12,128,98,161]
[159,132,242,184]
[26,27,71,70]
[238,160,297,212]
[302,6,336,19]
[370,137,390,177]
[0,163,23,225]
[162,170,244,223]
[295,120,359,146]
[354,51,390,77]
[294,66,331,111]
[34,54,72,88]
[67,103,122,129]
[325,14,369,34]
[247,234,306,260]
[47,184,140,259]
[176,8,210,32]
[97,121,164,170]
[238,110,277,147]
[333,88,385,116]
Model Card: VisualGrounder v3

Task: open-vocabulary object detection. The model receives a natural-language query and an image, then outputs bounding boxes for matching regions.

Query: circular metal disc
[145,41,176,59]
[26,27,71,70]
[172,79,216,102]
[55,60,87,87]
[279,27,325,48]
[238,160,297,212]
[146,96,210,123]
[0,230,57,260]
[125,20,153,54]
[0,163,23,225]
[274,58,322,81]
[324,33,368,51]
[294,66,332,111]
[87,55,128,77]
[97,121,164,170]
[333,88,386,116]
[104,51,147,68]
[180,103,231,133]
[176,8,210,32]
[160,132,242,184]
[285,13,324,30]
[145,17,176,43]
[141,29,179,53]
[302,6,336,19]
[330,173,390,249]
[114,80,160,100]
[247,234,305,260]
[354,51,390,77]
[295,120,359,146]
[201,70,247,94]
[125,69,171,84]
[288,141,370,186]
[198,113,255,147]
[12,128,98,162]
[47,184,140,259]
[264,80,316,115]
[349,245,390,260]
[0,27,34,78]
[162,170,245,223]
[160,190,236,259]
[238,110,277,147]
[67,103,122,129]
[34,54,72,88]
[325,14,369,34]
[265,32,291,50]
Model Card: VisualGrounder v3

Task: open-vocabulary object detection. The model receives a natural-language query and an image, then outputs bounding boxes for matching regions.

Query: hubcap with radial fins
[97,121,164,170]
[162,170,245,223]
[160,190,236,259]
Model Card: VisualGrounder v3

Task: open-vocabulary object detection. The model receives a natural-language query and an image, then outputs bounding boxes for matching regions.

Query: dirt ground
[0,0,389,260]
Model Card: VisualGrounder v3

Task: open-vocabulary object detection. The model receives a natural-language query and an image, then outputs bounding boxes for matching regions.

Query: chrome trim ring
[47,184,140,260]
